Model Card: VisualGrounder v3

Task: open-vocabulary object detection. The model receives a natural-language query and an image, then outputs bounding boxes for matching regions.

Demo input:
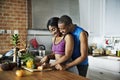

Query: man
[57,15,89,77]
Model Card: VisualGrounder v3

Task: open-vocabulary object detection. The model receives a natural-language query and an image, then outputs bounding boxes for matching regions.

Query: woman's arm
[40,37,55,63]
[40,52,55,63]
[51,34,74,66]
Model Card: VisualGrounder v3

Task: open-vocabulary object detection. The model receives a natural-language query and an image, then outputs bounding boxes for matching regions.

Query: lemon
[26,59,34,69]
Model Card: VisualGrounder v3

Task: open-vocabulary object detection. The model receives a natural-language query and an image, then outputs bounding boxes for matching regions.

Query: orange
[16,70,24,77]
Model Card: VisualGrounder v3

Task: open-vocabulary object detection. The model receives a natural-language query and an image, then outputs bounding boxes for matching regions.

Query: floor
[86,66,120,80]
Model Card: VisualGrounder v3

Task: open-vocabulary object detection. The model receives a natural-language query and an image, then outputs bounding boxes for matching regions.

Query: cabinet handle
[99,72,103,74]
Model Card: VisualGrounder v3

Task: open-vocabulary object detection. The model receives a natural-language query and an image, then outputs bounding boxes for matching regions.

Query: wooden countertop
[0,68,89,80]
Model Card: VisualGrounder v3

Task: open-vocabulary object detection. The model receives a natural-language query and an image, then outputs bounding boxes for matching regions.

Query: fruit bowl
[1,61,17,71]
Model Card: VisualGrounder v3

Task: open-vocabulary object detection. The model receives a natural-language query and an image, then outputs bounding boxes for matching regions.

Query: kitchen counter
[96,56,120,61]
[89,55,120,61]
[0,68,89,80]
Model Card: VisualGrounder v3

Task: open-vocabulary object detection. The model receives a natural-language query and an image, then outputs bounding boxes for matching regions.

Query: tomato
[16,70,24,77]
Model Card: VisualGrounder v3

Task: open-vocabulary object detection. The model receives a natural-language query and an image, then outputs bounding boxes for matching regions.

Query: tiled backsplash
[104,36,120,50]
[89,36,120,54]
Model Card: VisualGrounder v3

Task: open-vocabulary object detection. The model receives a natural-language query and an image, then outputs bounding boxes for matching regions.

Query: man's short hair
[58,15,73,26]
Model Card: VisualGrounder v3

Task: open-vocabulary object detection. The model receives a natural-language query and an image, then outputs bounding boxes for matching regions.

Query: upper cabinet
[79,0,120,36]
[79,0,104,36]
[104,0,120,36]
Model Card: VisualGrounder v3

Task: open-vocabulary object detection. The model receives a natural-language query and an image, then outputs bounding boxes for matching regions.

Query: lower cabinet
[87,66,120,80]
[87,56,120,80]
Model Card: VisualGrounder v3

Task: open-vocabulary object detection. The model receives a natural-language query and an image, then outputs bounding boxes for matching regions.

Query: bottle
[17,56,21,68]
[116,50,118,56]
[118,50,120,57]
[13,48,17,62]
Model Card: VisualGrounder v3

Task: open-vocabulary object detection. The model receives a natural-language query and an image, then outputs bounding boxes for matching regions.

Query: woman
[41,17,78,74]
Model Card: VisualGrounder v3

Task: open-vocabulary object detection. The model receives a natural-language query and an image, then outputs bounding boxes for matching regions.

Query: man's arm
[65,31,88,69]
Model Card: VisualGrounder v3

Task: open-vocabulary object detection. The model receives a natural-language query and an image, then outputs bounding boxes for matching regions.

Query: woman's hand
[50,63,55,67]
[40,56,49,63]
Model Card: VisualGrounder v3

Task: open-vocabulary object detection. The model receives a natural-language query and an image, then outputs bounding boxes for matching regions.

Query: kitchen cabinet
[88,56,120,73]
[103,0,120,36]
[87,56,120,80]
[79,0,104,36]
[87,66,120,80]
[79,0,120,36]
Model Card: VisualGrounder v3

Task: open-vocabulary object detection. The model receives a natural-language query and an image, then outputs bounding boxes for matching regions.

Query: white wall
[27,30,52,50]
[32,0,80,29]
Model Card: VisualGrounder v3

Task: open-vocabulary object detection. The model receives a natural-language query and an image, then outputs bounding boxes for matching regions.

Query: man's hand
[55,64,66,70]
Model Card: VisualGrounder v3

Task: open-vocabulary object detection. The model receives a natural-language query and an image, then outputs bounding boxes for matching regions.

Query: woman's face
[48,25,60,36]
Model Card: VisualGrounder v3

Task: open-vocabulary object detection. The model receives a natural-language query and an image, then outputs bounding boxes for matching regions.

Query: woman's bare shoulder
[64,33,73,41]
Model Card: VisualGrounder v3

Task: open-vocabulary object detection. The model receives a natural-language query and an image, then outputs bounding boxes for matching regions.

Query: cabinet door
[79,0,103,36]
[79,0,89,31]
[88,56,120,73]
[104,0,120,36]
[89,0,104,36]
[87,66,120,80]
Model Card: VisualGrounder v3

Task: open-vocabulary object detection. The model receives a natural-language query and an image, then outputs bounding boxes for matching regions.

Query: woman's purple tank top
[52,39,65,55]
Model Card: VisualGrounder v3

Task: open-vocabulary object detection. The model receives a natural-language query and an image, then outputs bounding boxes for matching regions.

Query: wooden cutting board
[22,66,53,72]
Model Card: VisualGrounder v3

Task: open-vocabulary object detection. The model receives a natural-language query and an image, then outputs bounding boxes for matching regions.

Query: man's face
[58,23,69,35]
